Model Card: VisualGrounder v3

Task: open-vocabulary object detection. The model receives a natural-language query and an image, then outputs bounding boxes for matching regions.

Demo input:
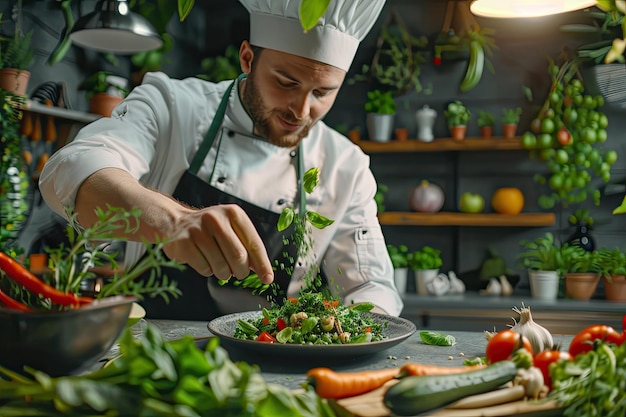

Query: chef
[39,0,403,320]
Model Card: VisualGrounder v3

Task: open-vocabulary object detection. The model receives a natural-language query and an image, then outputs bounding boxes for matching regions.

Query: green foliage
[518,233,563,273]
[560,244,600,273]
[198,45,241,82]
[387,244,410,268]
[0,323,336,416]
[595,247,626,278]
[364,89,396,114]
[444,100,471,127]
[477,110,495,127]
[0,29,33,70]
[501,107,522,125]
[78,71,130,99]
[349,21,428,95]
[408,246,443,271]
[375,183,388,213]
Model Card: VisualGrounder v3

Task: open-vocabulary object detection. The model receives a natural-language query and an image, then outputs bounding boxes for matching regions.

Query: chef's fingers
[226,207,274,284]
[164,237,216,277]
[189,226,233,280]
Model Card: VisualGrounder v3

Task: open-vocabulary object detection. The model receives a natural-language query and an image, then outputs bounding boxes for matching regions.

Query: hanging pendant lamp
[470,0,597,18]
[70,0,163,54]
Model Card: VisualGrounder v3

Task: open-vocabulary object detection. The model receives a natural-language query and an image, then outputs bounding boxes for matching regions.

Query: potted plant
[364,89,396,142]
[387,244,410,294]
[518,233,562,300]
[78,71,130,117]
[560,244,601,300]
[477,110,495,139]
[0,10,34,95]
[409,245,443,295]
[596,247,626,302]
[501,107,522,139]
[444,100,471,141]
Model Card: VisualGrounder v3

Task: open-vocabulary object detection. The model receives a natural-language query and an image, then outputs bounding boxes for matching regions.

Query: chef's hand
[163,204,274,284]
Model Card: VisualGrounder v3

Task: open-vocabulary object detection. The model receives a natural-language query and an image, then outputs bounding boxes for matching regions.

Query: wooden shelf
[378,211,556,227]
[357,137,525,153]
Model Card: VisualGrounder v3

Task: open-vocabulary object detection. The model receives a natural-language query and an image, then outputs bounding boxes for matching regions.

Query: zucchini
[383,360,518,416]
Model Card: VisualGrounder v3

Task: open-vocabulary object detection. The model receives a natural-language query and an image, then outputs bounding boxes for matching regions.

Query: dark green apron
[140,74,302,320]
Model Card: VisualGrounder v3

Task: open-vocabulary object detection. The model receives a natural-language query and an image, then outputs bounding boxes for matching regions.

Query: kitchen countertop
[128,319,574,391]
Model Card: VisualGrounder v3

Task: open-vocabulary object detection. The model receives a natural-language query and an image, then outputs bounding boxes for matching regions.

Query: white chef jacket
[39,72,403,316]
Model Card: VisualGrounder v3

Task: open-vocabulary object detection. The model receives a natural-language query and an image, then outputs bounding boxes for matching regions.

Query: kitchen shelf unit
[358,136,556,228]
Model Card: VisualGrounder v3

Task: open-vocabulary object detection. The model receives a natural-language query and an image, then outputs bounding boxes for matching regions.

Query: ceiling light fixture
[70,0,163,54]
[470,0,598,18]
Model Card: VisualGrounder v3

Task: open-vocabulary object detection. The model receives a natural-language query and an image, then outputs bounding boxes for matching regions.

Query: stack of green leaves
[0,324,336,416]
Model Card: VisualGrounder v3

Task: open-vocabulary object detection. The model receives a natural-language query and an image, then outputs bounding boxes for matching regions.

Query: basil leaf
[277,207,294,231]
[276,327,293,344]
[419,331,456,346]
[306,211,334,229]
[303,167,320,193]
[301,317,318,335]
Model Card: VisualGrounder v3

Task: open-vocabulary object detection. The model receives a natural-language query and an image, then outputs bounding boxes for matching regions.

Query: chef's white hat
[238,0,386,71]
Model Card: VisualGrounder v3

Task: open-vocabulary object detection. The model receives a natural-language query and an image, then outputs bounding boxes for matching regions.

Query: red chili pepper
[277,317,287,331]
[0,252,93,307]
[0,288,32,312]
[258,331,277,343]
[433,56,442,66]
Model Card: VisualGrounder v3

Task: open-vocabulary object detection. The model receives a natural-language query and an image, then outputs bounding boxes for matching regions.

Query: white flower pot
[367,113,394,142]
[529,270,559,300]
[415,269,439,295]
[394,268,408,295]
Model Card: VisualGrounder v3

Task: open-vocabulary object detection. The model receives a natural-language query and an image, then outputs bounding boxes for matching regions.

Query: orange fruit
[491,187,524,215]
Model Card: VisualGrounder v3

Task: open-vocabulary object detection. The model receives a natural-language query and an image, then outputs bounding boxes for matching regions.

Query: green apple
[459,192,485,213]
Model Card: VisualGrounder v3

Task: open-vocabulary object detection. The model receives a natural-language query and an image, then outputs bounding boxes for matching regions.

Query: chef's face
[239,41,346,148]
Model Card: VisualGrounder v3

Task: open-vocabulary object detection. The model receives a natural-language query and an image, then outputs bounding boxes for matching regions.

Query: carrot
[399,362,486,377]
[306,367,400,399]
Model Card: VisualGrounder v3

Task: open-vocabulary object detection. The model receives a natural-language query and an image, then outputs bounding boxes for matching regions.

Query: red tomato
[485,330,534,364]
[261,317,270,325]
[533,350,572,390]
[568,325,622,357]
[622,314,626,332]
[556,126,571,146]
[257,331,277,343]
[276,317,287,331]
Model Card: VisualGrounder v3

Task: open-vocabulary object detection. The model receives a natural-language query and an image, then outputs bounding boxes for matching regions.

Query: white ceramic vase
[367,113,394,142]
[528,270,559,300]
[394,268,409,295]
[415,105,437,142]
[415,269,439,295]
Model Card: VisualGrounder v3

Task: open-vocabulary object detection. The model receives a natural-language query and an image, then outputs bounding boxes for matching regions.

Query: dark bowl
[0,295,136,376]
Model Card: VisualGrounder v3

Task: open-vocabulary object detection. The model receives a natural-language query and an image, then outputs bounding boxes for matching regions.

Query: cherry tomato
[261,317,270,325]
[276,317,287,331]
[258,331,277,343]
[533,350,572,390]
[568,324,622,357]
[485,330,534,364]
[622,314,626,332]
[556,126,571,146]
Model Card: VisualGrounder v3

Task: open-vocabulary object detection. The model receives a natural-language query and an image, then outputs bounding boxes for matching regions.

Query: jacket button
[289,150,297,157]
[217,176,227,183]
[228,130,235,137]
[277,199,285,205]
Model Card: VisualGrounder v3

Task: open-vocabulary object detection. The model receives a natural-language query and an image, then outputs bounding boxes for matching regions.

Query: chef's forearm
[75,168,186,243]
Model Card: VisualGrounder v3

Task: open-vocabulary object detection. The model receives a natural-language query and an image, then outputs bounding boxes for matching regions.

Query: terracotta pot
[449,125,466,141]
[480,126,493,139]
[502,123,518,139]
[604,274,626,302]
[347,129,361,143]
[0,69,30,96]
[395,128,409,141]
[565,272,600,300]
[89,93,123,117]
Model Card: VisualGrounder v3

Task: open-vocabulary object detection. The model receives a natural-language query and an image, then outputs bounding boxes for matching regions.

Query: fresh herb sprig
[17,205,182,309]
[549,341,626,417]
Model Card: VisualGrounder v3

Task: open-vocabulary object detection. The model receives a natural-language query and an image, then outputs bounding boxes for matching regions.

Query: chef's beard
[242,70,312,148]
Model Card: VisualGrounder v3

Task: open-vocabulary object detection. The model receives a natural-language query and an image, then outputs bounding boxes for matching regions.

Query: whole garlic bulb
[509,304,554,353]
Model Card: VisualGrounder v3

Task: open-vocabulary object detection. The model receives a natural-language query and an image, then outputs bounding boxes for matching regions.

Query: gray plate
[207,311,416,359]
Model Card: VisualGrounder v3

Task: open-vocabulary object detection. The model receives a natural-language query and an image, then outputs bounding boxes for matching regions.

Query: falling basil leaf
[303,167,320,194]
[419,331,456,346]
[277,207,295,231]
[306,211,334,229]
[299,0,331,32]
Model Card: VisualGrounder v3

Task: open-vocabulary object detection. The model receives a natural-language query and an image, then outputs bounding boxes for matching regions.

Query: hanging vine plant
[347,7,428,96]
[520,55,618,210]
